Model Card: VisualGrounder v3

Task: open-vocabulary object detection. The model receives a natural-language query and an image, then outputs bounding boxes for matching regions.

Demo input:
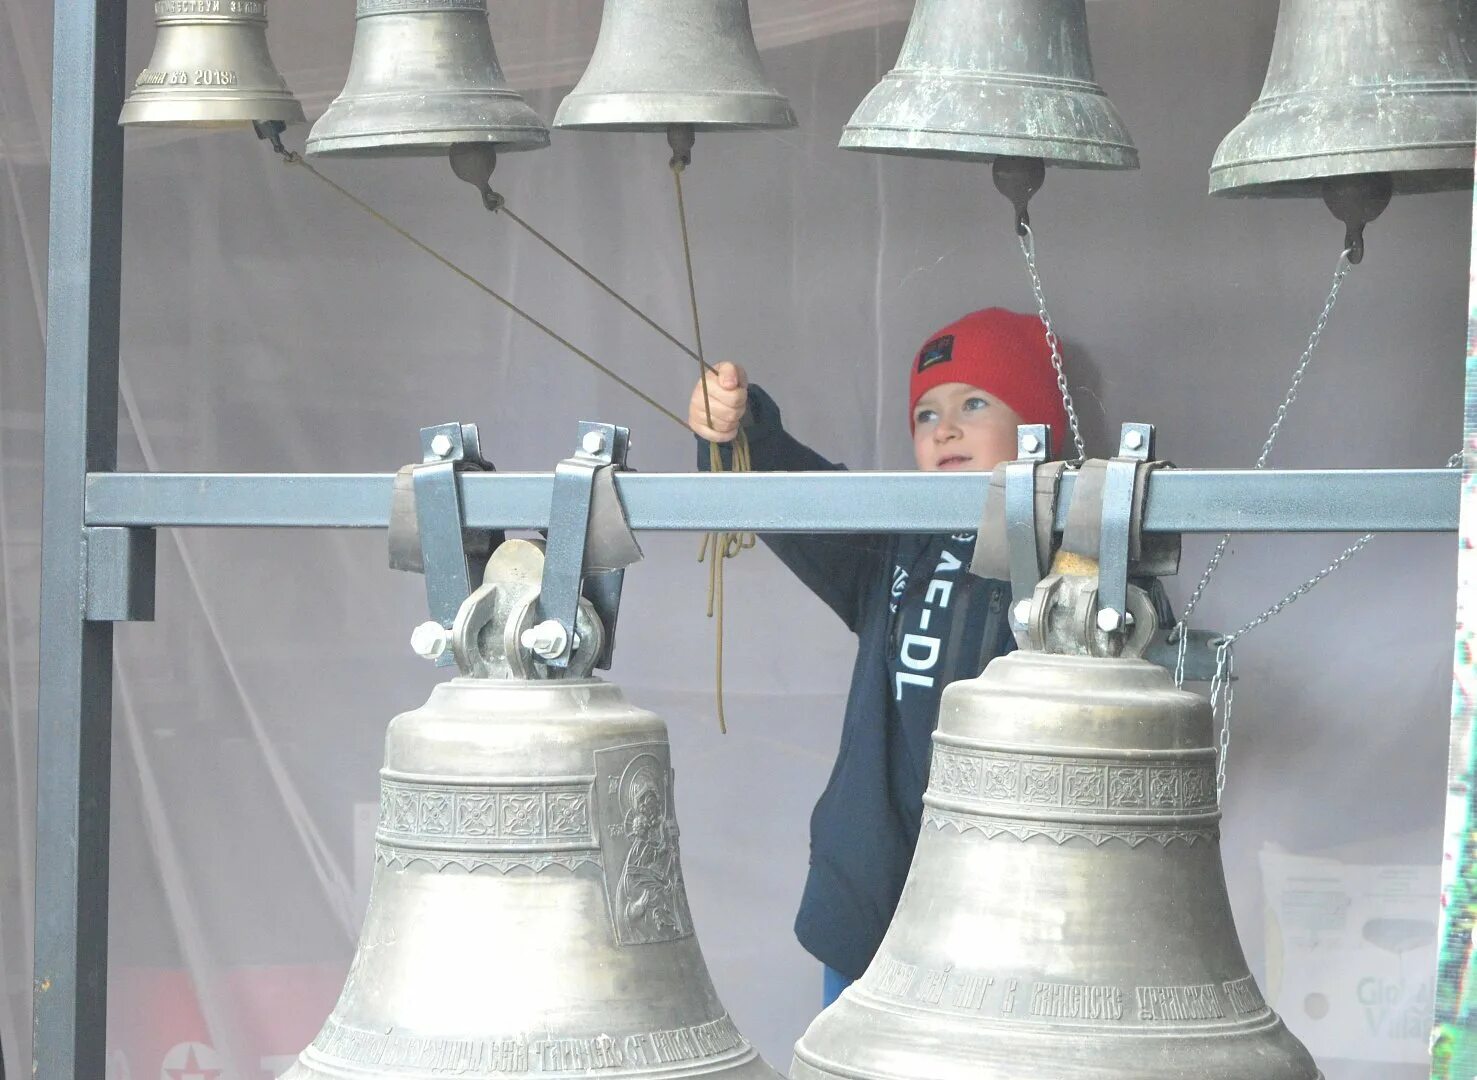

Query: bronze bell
[1211,0,1476,199]
[283,541,781,1080]
[793,577,1320,1079]
[841,0,1137,168]
[120,0,304,127]
[306,0,548,158]
[553,0,796,131]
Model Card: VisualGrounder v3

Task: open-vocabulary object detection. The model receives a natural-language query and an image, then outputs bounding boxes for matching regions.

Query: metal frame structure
[27,3,1477,1077]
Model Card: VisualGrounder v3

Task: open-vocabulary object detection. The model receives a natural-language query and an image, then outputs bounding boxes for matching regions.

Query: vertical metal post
[34,1,126,1076]
[1432,154,1477,1078]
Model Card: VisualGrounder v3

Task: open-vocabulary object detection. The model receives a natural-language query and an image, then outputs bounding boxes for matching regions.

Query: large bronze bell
[553,0,795,131]
[840,0,1137,167]
[283,542,780,1080]
[306,0,548,158]
[120,0,304,128]
[793,579,1320,1079]
[1211,0,1476,198]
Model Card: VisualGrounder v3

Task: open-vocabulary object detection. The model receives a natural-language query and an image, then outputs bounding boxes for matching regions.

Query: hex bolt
[1097,607,1123,633]
[581,430,607,456]
[1021,432,1041,455]
[521,619,575,660]
[430,433,454,459]
[1123,429,1145,452]
[410,620,451,660]
[1013,599,1032,626]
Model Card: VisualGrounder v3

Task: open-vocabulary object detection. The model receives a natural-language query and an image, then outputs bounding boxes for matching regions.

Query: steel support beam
[84,467,1459,534]
[34,0,126,1075]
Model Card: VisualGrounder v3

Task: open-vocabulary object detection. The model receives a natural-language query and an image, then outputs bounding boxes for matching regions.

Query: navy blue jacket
[698,385,1016,979]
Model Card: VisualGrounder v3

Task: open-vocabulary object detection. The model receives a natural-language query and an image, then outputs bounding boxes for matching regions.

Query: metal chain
[1017,224,1087,464]
[1202,448,1464,801]
[1209,641,1235,800]
[1174,249,1356,641]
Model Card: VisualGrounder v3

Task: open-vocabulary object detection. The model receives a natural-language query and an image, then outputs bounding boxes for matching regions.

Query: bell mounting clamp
[536,422,643,672]
[1097,422,1156,632]
[389,422,501,666]
[970,423,1069,643]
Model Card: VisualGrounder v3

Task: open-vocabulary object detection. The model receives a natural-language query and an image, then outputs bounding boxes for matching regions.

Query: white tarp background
[0,1,1469,1076]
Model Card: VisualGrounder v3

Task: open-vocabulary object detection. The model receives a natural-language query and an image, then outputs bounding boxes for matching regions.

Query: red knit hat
[909,308,1069,449]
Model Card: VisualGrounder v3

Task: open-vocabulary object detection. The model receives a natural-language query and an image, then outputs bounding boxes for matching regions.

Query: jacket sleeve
[696,383,890,634]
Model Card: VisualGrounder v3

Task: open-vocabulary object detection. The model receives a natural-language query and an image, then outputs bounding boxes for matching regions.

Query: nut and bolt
[520,619,581,660]
[1123,429,1145,452]
[1012,599,1032,627]
[429,433,454,459]
[581,430,607,456]
[410,620,451,660]
[1021,432,1041,455]
[1096,607,1136,633]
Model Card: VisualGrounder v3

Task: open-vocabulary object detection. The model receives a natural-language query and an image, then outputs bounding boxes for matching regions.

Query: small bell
[553,0,796,131]
[120,0,303,128]
[306,0,548,158]
[840,0,1137,168]
[1211,0,1476,199]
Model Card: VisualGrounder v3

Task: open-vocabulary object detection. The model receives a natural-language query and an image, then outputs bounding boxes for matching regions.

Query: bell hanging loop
[841,0,1138,169]
[306,0,549,159]
[553,0,797,131]
[120,0,304,128]
[1210,0,1476,199]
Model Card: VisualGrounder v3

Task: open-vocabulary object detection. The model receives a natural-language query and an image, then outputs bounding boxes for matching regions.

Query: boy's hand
[689,361,749,443]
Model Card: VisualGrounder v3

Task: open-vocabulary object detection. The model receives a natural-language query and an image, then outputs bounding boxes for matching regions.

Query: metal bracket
[1097,423,1154,635]
[1005,424,1050,633]
[536,422,640,671]
[389,422,500,665]
[83,527,156,622]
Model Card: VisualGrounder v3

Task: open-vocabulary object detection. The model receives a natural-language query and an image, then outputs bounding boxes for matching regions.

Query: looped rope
[673,155,752,735]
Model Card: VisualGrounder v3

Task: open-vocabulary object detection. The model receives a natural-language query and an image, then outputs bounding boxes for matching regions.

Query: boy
[689,308,1071,1006]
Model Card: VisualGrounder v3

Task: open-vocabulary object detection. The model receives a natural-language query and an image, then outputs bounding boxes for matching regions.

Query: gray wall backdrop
[0,0,1469,1077]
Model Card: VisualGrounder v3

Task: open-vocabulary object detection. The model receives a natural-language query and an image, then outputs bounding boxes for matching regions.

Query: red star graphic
[165,1045,222,1080]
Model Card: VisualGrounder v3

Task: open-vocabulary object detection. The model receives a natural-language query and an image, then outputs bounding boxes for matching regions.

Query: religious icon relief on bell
[597,743,694,946]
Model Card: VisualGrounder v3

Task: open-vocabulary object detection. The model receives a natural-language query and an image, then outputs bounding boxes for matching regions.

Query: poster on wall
[1260,845,1439,1066]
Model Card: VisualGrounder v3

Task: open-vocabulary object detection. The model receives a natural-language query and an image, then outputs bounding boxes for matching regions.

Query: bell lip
[840,127,1139,169]
[305,129,550,157]
[792,1009,1320,1079]
[552,92,797,132]
[1210,154,1474,198]
[839,72,1139,169]
[119,96,305,128]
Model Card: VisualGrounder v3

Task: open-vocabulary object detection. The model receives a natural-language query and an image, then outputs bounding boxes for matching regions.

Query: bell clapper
[253,119,301,164]
[990,155,1046,237]
[1320,172,1393,265]
[448,142,505,212]
[667,123,696,173]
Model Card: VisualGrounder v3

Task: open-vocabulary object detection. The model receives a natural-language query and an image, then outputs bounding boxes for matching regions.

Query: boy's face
[912,382,1026,472]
